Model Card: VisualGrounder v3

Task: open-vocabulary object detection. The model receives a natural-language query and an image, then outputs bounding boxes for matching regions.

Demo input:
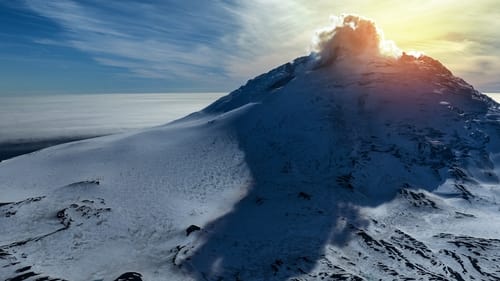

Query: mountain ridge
[1,14,500,281]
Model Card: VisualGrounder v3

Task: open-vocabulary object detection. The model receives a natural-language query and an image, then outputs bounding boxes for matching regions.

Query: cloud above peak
[312,14,402,64]
[12,1,500,93]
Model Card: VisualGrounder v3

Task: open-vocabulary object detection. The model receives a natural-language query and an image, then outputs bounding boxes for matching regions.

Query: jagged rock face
[1,15,500,281]
[203,51,496,198]
[177,53,500,280]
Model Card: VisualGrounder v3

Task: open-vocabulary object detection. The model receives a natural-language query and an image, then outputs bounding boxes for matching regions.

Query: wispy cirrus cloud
[23,0,500,92]
[25,0,243,88]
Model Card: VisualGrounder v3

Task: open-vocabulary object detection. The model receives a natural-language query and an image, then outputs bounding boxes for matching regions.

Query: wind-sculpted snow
[2,15,500,281]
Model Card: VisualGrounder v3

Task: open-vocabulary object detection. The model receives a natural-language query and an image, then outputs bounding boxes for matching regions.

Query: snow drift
[1,14,500,281]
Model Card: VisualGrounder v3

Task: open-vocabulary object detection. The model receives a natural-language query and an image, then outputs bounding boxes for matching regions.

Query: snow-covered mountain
[1,15,500,281]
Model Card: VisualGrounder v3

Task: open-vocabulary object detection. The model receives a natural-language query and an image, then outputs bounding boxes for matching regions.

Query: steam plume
[312,14,403,63]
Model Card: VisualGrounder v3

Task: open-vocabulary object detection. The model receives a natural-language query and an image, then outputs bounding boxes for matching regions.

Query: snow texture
[1,14,500,281]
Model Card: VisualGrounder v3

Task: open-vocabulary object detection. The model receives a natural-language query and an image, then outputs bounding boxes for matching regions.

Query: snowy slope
[2,15,500,281]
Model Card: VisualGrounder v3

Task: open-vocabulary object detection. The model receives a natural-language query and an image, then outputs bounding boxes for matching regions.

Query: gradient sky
[1,0,499,95]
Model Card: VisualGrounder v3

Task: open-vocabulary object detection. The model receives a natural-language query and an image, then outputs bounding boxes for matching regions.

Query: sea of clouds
[0,93,224,144]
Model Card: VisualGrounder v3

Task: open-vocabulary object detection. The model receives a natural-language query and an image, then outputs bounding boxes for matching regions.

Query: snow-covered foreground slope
[2,15,500,281]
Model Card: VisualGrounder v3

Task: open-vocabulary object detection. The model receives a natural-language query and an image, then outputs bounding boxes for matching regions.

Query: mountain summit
[1,15,500,281]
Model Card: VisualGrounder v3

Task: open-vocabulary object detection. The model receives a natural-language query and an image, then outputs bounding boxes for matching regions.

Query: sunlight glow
[313,15,404,61]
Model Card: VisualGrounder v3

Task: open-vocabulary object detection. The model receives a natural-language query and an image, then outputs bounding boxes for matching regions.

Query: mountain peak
[204,14,484,115]
[2,14,500,281]
[311,14,456,78]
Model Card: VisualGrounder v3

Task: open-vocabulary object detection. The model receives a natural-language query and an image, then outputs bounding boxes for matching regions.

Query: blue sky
[0,1,246,94]
[1,1,499,95]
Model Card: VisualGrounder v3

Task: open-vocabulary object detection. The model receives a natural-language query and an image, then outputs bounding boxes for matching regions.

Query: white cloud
[26,0,236,87]
[311,14,402,63]
[222,0,500,91]
[25,0,500,91]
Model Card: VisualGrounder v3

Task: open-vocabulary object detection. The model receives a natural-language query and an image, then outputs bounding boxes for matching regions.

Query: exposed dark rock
[298,192,312,200]
[15,266,31,273]
[6,271,39,281]
[336,173,354,189]
[114,272,143,281]
[67,180,100,187]
[186,225,201,236]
